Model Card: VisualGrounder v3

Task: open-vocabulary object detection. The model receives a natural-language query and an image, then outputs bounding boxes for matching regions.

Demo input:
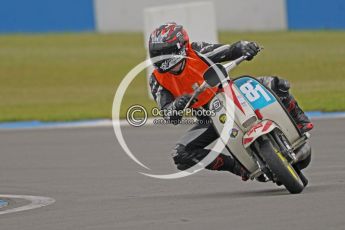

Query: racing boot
[231,159,250,181]
[207,155,250,181]
[174,147,250,181]
[282,96,314,133]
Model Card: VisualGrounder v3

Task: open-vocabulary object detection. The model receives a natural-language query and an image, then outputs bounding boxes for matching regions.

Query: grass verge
[0,31,344,121]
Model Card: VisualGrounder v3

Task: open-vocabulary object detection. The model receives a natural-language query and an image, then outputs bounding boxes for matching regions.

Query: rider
[148,22,313,180]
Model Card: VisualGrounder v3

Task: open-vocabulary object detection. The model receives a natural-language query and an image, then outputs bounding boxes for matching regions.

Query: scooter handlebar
[183,48,262,110]
[183,55,247,110]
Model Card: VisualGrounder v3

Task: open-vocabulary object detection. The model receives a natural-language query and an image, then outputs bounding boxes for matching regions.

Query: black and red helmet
[149,22,189,72]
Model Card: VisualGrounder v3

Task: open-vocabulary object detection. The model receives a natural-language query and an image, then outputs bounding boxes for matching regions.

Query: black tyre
[259,139,304,194]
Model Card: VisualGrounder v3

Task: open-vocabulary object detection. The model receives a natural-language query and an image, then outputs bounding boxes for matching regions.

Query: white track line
[0,195,55,215]
[0,200,8,208]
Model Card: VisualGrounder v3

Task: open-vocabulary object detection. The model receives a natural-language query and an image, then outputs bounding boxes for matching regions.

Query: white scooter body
[195,58,311,182]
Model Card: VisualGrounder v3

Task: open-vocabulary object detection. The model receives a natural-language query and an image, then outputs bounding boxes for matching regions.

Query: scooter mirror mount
[203,63,228,87]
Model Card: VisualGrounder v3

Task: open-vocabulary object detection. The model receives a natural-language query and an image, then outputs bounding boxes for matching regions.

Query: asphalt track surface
[0,118,344,230]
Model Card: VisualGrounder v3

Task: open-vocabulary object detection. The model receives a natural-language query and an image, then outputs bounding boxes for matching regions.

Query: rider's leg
[258,76,313,133]
[171,121,249,180]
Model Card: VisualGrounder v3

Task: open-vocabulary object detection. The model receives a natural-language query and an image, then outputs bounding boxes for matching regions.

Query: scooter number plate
[234,77,276,110]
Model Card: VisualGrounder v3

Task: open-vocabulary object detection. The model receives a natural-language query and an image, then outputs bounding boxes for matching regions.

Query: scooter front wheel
[259,139,305,194]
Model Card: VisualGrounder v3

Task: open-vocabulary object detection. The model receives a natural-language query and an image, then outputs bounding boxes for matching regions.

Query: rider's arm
[191,41,259,63]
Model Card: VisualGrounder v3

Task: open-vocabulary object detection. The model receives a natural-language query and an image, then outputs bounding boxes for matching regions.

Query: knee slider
[171,144,189,170]
[257,76,276,88]
[171,144,209,170]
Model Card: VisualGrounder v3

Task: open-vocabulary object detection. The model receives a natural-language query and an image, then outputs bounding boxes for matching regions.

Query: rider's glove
[235,41,260,61]
[162,94,197,125]
[173,94,196,111]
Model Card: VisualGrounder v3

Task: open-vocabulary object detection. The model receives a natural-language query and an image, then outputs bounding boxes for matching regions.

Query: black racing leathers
[149,41,311,175]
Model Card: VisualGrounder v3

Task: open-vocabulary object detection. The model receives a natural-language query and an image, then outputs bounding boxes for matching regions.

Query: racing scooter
[186,53,311,194]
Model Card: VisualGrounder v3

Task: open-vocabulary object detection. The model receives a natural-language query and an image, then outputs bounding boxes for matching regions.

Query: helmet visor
[152,46,186,72]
